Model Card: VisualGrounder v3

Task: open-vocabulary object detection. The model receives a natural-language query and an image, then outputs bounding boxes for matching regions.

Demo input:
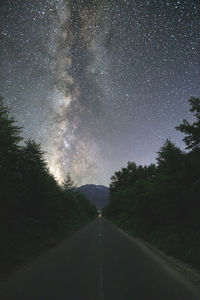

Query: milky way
[0,0,200,186]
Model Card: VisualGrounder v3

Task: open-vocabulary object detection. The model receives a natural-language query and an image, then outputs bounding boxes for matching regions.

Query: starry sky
[0,0,199,186]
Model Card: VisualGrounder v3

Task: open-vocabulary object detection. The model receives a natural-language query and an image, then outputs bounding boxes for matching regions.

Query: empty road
[0,218,199,300]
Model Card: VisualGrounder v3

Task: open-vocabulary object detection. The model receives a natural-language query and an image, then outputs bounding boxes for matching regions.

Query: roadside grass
[107,217,200,270]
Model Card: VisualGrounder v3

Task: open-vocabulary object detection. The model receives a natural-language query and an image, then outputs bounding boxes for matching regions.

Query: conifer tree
[62,172,76,191]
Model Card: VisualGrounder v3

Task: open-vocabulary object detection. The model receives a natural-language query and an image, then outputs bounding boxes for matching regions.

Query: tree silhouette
[176,97,200,150]
[62,172,76,191]
[0,97,22,223]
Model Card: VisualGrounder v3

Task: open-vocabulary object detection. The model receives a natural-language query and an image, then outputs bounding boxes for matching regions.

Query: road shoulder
[109,220,200,291]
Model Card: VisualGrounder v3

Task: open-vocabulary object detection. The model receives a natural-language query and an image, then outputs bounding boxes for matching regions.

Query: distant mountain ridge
[75,184,109,210]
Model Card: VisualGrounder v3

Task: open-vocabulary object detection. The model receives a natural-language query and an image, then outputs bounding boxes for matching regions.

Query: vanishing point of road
[0,218,199,300]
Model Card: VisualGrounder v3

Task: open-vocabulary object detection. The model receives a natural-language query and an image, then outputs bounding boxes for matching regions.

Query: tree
[156,139,184,173]
[19,139,50,219]
[176,97,200,150]
[175,97,200,220]
[21,139,48,175]
[0,96,22,174]
[62,172,76,191]
[0,97,22,222]
[155,139,189,223]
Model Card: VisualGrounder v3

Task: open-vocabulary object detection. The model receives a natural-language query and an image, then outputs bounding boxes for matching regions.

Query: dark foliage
[176,97,200,150]
[0,97,97,274]
[104,97,200,267]
[62,172,76,191]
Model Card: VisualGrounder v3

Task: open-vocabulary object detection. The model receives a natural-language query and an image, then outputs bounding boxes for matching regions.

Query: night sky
[0,0,199,186]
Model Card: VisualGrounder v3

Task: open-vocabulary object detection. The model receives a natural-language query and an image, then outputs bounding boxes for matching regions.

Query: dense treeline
[0,96,97,274]
[103,97,200,267]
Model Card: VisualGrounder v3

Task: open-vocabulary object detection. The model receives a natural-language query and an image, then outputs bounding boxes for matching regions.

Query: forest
[103,97,200,268]
[0,96,97,276]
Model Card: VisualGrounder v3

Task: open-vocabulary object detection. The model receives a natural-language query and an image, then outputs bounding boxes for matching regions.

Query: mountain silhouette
[76,184,109,210]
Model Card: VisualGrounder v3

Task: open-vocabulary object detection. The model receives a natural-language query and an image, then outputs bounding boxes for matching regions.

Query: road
[0,218,199,300]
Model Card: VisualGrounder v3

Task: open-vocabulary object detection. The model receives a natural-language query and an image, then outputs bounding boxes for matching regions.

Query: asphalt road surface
[0,218,199,300]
